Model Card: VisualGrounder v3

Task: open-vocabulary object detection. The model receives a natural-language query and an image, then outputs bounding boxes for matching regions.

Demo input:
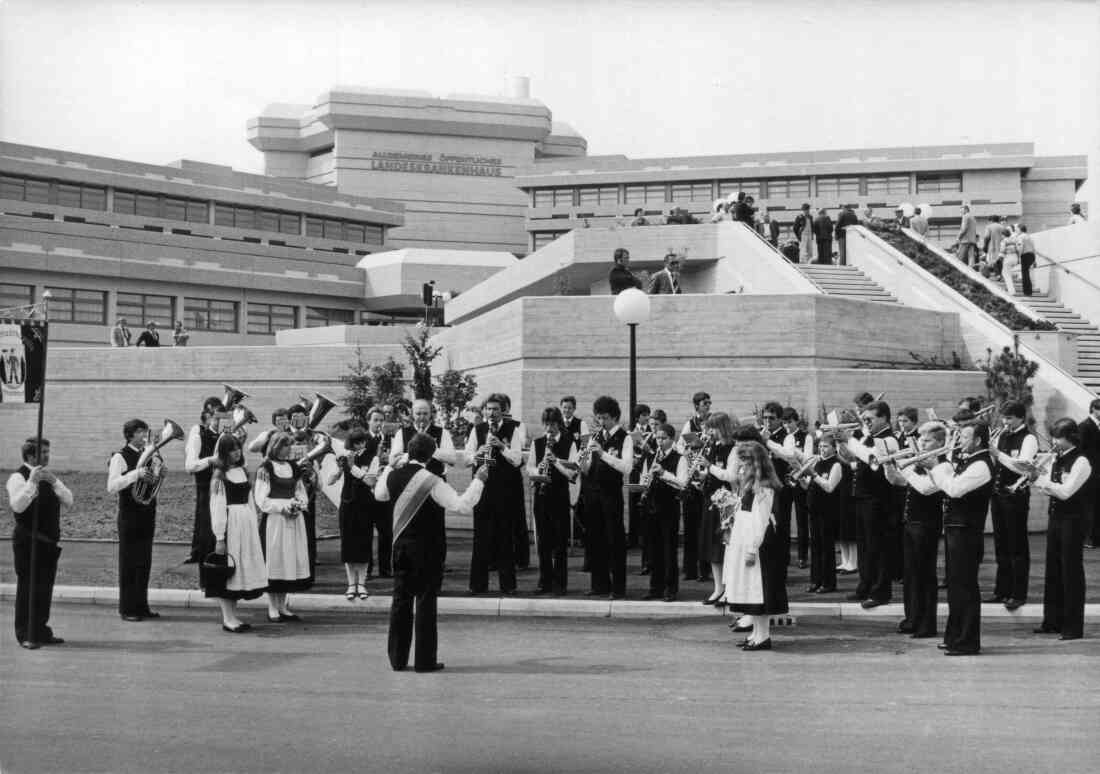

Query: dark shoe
[944,649,979,656]
[816,586,837,594]
[662,592,676,602]
[583,590,604,597]
[804,585,821,594]
[982,595,1005,604]
[846,593,865,602]
[642,592,661,601]
[897,622,915,634]
[861,598,888,609]
[532,586,550,595]
[19,640,41,650]
[141,610,161,619]
[1003,598,1026,611]
[743,638,772,652]
[279,613,301,622]
[683,574,698,581]
[501,589,518,596]
[936,643,950,650]
[267,615,285,623]
[736,638,750,648]
[1033,625,1060,634]
[1058,634,1082,641]
[911,632,937,639]
[222,623,252,633]
[379,572,393,579]
[701,596,720,606]
[730,623,753,633]
[40,635,65,645]
[120,614,144,622]
[414,662,445,673]
[610,593,625,600]
[391,665,407,672]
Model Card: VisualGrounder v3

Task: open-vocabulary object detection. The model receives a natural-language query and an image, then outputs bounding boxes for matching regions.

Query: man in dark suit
[834,204,860,266]
[608,248,643,295]
[646,253,682,295]
[135,322,160,347]
[1078,398,1100,547]
[813,209,834,265]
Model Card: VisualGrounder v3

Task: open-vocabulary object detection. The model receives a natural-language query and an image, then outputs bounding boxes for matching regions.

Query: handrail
[735,220,827,293]
[1031,250,1100,297]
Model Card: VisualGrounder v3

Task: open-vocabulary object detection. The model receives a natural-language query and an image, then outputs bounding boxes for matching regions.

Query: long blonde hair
[735,441,781,492]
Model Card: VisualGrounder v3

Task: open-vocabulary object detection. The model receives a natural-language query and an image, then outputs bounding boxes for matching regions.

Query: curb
[2,584,1092,621]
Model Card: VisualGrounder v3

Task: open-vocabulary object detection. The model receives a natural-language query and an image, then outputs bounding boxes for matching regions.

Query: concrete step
[795,264,899,303]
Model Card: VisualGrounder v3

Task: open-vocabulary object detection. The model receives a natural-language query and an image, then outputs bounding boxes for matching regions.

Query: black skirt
[733,523,789,616]
[339,499,373,564]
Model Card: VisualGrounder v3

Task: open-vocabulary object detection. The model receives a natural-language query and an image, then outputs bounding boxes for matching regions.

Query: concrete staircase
[795,263,899,304]
[1013,293,1100,391]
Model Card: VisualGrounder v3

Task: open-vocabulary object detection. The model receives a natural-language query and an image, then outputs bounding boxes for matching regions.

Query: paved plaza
[2,604,1097,774]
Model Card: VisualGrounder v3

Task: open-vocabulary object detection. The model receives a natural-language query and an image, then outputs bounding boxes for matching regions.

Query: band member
[254,432,312,622]
[248,407,291,457]
[845,400,900,608]
[107,419,161,622]
[362,408,394,578]
[465,394,526,594]
[205,434,267,632]
[499,393,531,569]
[375,433,489,672]
[560,395,588,555]
[893,407,920,581]
[286,403,320,572]
[896,408,920,450]
[700,412,738,605]
[581,396,634,598]
[1032,418,1092,640]
[628,403,654,555]
[527,407,579,595]
[640,424,688,601]
[326,427,375,600]
[184,396,225,564]
[988,401,1037,609]
[764,406,813,568]
[679,391,712,581]
[885,422,947,638]
[800,431,845,594]
[927,420,994,655]
[8,437,72,648]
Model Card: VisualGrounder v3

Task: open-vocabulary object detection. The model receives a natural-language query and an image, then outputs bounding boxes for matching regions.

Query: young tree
[371,356,406,407]
[403,326,443,400]
[434,368,478,446]
[339,347,375,431]
[981,337,1038,414]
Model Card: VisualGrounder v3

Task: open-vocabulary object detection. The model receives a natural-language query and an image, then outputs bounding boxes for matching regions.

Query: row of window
[532,173,964,208]
[0,283,358,335]
[0,172,388,244]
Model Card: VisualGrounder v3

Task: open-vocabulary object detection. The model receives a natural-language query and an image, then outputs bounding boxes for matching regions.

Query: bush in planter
[979,342,1038,415]
[866,223,1056,332]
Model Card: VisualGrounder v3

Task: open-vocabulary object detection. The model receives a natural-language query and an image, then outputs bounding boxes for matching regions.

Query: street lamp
[613,288,651,424]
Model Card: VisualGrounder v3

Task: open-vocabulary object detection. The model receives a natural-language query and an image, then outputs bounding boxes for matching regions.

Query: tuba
[230,405,257,437]
[132,419,185,505]
[298,431,332,470]
[307,393,337,430]
[222,383,250,412]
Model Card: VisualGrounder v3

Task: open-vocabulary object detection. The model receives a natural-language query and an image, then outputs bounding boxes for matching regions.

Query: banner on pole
[0,317,46,404]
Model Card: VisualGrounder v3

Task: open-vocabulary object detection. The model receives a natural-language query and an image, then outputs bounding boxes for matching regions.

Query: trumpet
[789,454,822,482]
[897,438,960,470]
[868,447,917,472]
[819,422,862,433]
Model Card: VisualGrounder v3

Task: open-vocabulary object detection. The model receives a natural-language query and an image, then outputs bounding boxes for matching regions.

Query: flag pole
[24,292,51,649]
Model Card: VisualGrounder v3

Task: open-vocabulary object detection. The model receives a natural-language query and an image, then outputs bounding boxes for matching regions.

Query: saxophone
[686,434,714,490]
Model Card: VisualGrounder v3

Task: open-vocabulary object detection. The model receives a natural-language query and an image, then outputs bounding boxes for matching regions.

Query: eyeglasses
[762,415,777,421]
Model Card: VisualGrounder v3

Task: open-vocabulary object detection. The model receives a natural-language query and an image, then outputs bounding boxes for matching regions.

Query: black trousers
[469,498,516,592]
[189,481,214,561]
[1020,252,1035,295]
[816,238,832,264]
[1041,515,1085,638]
[645,502,680,596]
[512,491,530,569]
[903,521,940,637]
[855,496,894,603]
[587,485,626,596]
[808,506,836,590]
[369,502,393,575]
[792,487,809,563]
[534,490,570,593]
[990,491,1030,601]
[388,538,442,670]
[12,530,60,642]
[304,493,317,572]
[118,511,156,616]
[681,489,702,579]
[944,526,982,653]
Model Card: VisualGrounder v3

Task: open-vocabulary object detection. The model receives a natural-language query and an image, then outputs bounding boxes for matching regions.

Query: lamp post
[613,288,651,423]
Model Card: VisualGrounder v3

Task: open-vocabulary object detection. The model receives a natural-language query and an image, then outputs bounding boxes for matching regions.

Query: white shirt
[209,466,250,540]
[992,426,1038,473]
[6,470,74,513]
[846,429,899,465]
[373,463,485,516]
[253,461,309,515]
[1035,451,1093,500]
[563,416,589,441]
[185,424,216,474]
[677,416,708,454]
[707,445,740,484]
[525,436,580,481]
[463,422,524,468]
[581,424,634,476]
[900,466,942,495]
[809,456,844,493]
[391,424,462,467]
[107,445,148,494]
[766,428,814,465]
[928,454,993,498]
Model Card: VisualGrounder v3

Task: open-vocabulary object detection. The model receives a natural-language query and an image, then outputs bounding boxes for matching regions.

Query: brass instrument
[896,433,960,471]
[230,405,257,435]
[820,422,862,433]
[132,419,185,505]
[868,447,917,472]
[789,454,822,483]
[307,393,337,430]
[297,431,332,470]
[686,434,715,489]
[222,383,250,412]
[1007,451,1055,493]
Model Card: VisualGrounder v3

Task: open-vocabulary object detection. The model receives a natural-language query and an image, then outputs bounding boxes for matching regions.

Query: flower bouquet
[712,488,741,545]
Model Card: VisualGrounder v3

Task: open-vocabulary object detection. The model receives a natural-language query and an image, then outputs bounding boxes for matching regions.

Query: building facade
[515,143,1088,252]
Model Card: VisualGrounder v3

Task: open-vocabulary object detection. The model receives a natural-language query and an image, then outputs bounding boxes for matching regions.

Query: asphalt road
[2,605,1097,774]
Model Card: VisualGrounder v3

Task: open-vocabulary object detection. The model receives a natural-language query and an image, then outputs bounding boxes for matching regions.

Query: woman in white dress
[205,434,267,632]
[254,432,312,622]
[725,441,788,651]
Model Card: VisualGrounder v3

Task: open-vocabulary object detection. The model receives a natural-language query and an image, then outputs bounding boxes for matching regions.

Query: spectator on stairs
[909,207,930,238]
[812,208,834,266]
[1069,203,1086,225]
[999,225,1020,296]
[1017,225,1036,296]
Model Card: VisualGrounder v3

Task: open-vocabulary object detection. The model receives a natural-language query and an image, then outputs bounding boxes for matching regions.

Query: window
[816,177,861,198]
[866,175,910,196]
[46,287,106,324]
[577,186,619,207]
[163,198,188,222]
[116,292,173,327]
[113,189,210,223]
[764,178,811,199]
[135,193,160,218]
[306,307,356,328]
[670,182,712,203]
[257,210,280,233]
[56,184,83,209]
[624,184,667,204]
[532,231,567,251]
[717,180,763,199]
[186,200,208,223]
[279,213,299,235]
[345,223,365,243]
[0,283,35,312]
[247,302,296,335]
[0,175,25,200]
[113,190,136,215]
[0,175,107,210]
[916,173,963,193]
[532,188,573,208]
[24,179,50,204]
[184,297,237,332]
[926,221,962,242]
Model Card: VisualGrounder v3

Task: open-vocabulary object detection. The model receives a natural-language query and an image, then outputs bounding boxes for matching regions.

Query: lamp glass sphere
[613,288,651,325]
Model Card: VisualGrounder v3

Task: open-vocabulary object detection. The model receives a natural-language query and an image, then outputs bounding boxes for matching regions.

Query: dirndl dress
[203,467,267,600]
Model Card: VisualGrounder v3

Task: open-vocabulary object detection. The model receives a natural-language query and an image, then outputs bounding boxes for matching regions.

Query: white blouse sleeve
[708,446,738,483]
[253,467,284,515]
[209,475,228,541]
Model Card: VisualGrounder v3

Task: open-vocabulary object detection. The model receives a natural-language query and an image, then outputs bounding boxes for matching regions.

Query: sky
[1,0,1097,203]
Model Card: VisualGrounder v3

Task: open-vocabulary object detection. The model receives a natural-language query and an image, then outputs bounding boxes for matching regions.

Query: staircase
[795,264,899,304]
[1013,293,1100,391]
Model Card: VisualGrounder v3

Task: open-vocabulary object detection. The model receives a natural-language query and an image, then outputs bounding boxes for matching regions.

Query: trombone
[868,447,917,472]
[896,433,961,471]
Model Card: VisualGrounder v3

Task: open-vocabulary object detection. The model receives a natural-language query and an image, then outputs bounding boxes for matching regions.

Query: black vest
[703,442,736,498]
[13,464,61,542]
[942,452,994,529]
[475,419,523,491]
[340,443,379,505]
[852,428,897,501]
[903,468,944,528]
[194,425,219,488]
[1049,447,1088,519]
[117,445,156,516]
[806,457,844,521]
[648,448,682,512]
[564,416,583,448]
[222,470,252,506]
[386,463,445,548]
[401,424,446,477]
[770,427,791,481]
[534,432,575,495]
[995,426,1033,493]
[261,460,301,503]
[591,427,628,489]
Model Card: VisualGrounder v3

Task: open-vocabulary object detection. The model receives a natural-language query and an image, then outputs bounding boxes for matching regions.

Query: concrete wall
[1032,219,1100,325]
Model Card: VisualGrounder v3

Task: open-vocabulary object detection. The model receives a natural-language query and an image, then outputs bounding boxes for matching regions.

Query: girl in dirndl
[254,432,312,622]
[725,440,789,651]
[205,434,267,632]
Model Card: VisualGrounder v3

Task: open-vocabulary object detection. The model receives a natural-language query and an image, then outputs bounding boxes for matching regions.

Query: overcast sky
[1,0,1097,203]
